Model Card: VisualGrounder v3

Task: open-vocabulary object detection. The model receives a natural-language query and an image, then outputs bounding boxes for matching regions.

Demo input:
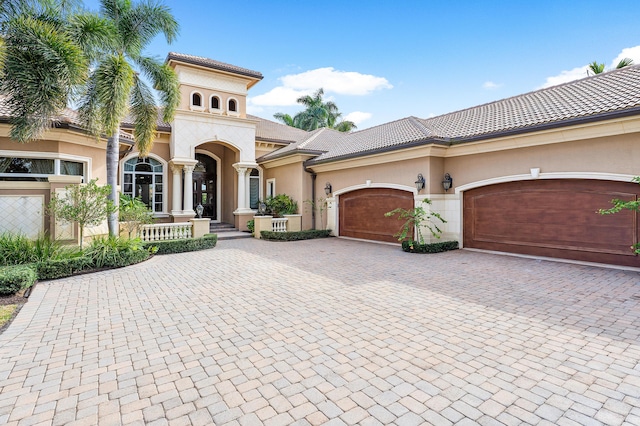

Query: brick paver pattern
[1,238,639,425]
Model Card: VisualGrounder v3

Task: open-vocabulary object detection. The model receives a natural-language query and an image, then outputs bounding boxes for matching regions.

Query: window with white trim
[228,99,237,112]
[192,92,202,107]
[249,169,260,209]
[211,96,220,110]
[0,157,84,181]
[266,178,275,198]
[123,157,164,212]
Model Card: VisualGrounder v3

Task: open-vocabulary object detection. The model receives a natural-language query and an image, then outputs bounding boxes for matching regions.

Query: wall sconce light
[415,174,425,191]
[442,173,453,191]
[195,203,204,218]
[324,182,332,196]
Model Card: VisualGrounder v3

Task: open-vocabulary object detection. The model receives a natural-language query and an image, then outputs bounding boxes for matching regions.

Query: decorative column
[235,166,248,211]
[326,196,337,236]
[182,164,195,214]
[170,163,182,215]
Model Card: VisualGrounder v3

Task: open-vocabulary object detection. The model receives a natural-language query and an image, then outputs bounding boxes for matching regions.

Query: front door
[192,154,217,219]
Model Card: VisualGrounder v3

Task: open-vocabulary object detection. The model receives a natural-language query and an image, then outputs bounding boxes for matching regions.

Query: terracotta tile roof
[166,52,263,80]
[304,64,640,163]
[248,115,308,144]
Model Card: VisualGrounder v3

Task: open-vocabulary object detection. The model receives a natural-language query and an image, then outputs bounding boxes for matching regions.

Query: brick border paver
[1,238,639,425]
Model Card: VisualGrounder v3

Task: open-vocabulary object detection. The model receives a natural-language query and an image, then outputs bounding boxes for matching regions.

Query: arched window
[191,92,202,107]
[123,157,163,212]
[228,99,237,112]
[211,96,220,110]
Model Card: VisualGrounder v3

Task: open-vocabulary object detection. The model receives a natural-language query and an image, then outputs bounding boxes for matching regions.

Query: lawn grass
[0,304,17,329]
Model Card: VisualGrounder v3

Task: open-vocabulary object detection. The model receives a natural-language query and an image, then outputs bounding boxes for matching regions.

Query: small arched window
[211,96,220,110]
[192,92,202,107]
[228,99,237,112]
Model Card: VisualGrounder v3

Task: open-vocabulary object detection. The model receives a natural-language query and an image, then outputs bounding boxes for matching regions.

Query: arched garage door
[463,179,640,267]
[339,188,414,243]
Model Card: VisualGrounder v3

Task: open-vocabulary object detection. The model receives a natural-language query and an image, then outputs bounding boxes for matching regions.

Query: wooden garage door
[339,188,414,243]
[464,179,640,267]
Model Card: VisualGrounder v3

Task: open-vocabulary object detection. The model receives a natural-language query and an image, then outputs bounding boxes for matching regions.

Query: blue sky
[85,0,640,130]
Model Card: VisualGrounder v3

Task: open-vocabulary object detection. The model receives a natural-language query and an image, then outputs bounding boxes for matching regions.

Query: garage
[339,188,414,243]
[463,179,640,267]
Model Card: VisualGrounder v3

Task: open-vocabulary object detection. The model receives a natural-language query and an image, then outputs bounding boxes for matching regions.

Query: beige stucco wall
[179,84,248,119]
[264,162,314,229]
[445,134,640,189]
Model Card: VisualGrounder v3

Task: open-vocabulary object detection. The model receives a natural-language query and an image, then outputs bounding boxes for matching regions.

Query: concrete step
[214,231,253,240]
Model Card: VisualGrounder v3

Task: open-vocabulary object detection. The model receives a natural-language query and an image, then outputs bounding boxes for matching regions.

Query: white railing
[140,223,192,241]
[271,218,288,232]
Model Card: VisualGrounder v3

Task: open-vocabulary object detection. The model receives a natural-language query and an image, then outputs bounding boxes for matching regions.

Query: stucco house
[1,52,640,267]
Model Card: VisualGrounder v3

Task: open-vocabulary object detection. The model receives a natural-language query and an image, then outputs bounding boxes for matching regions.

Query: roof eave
[307,138,448,165]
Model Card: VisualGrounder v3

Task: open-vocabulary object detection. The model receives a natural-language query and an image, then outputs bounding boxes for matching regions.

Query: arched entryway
[193,153,218,220]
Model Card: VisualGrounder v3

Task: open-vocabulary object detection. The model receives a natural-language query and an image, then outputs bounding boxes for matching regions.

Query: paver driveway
[1,238,639,426]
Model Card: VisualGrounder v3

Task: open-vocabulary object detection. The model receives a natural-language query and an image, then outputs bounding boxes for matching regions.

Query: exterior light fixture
[324,182,332,196]
[415,174,425,191]
[442,173,453,191]
[195,203,204,218]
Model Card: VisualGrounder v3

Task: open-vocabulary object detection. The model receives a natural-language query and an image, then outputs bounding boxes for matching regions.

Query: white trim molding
[333,182,417,197]
[119,152,169,216]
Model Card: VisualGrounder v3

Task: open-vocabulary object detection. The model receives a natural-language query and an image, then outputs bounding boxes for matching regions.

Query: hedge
[0,265,37,295]
[401,240,459,253]
[260,229,331,241]
[143,233,218,254]
[35,256,93,280]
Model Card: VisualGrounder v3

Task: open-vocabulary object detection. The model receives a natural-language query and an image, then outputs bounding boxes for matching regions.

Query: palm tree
[274,88,357,132]
[588,58,634,76]
[0,0,104,142]
[78,0,179,236]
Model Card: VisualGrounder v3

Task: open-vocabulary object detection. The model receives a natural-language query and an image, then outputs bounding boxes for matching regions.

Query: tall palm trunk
[106,128,120,236]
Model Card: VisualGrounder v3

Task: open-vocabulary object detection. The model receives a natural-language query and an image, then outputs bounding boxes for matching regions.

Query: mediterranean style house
[1,52,640,267]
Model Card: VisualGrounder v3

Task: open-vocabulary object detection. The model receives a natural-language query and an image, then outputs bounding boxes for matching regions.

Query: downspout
[304,165,316,230]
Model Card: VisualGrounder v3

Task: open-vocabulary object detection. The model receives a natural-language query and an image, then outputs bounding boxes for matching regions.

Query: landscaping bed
[402,240,459,253]
[260,230,331,241]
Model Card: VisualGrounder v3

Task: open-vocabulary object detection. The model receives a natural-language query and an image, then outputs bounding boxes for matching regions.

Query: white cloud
[610,46,640,68]
[539,45,640,89]
[539,66,589,89]
[482,81,501,90]
[249,86,309,107]
[344,111,372,125]
[248,67,392,107]
[280,67,392,95]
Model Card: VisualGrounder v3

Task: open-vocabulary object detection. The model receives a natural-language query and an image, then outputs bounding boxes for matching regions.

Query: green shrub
[264,194,298,217]
[0,233,81,266]
[247,219,255,235]
[35,256,93,280]
[85,236,150,268]
[143,233,218,254]
[0,265,37,295]
[401,240,459,253]
[260,229,331,241]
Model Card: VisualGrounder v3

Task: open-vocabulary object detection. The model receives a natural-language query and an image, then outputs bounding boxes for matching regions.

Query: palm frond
[616,57,634,69]
[136,55,179,122]
[119,0,178,58]
[93,53,134,136]
[588,61,605,75]
[130,74,157,156]
[2,13,87,141]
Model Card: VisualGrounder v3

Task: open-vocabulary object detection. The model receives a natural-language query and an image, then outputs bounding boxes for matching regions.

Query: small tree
[598,176,640,254]
[385,199,446,245]
[119,194,154,238]
[264,194,298,218]
[48,179,116,247]
[304,197,328,230]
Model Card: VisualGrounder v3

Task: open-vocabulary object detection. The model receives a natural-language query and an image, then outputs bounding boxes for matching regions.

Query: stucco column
[326,196,337,236]
[170,163,182,215]
[235,166,248,211]
[182,164,195,214]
